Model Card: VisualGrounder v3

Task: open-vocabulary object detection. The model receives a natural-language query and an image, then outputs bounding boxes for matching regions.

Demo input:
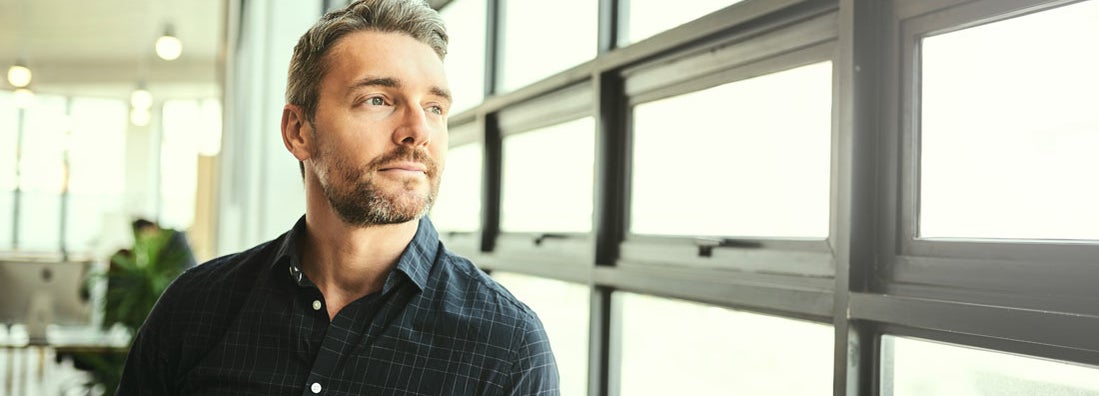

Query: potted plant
[75,222,194,393]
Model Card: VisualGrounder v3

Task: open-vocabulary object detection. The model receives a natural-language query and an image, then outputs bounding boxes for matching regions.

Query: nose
[393,103,432,147]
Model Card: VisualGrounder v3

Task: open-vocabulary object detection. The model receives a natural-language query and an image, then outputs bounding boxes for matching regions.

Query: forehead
[321,30,448,92]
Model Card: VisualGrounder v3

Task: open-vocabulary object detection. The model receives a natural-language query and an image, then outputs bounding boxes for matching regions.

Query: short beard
[317,142,440,227]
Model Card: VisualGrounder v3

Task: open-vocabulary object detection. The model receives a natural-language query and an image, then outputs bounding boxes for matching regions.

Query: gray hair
[285,0,448,122]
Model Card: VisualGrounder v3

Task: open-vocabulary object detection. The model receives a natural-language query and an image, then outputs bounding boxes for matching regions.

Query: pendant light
[7,61,32,88]
[155,25,183,61]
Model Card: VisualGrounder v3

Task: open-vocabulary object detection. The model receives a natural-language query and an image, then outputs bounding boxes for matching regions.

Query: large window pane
[66,97,127,254]
[160,100,202,230]
[432,140,483,233]
[630,62,832,238]
[492,273,589,396]
[498,1,597,92]
[616,292,833,395]
[16,95,68,251]
[919,0,1099,241]
[0,92,17,250]
[884,335,1099,395]
[18,95,67,194]
[501,117,594,233]
[0,92,17,191]
[0,192,11,250]
[440,0,486,114]
[17,191,61,252]
[626,0,743,44]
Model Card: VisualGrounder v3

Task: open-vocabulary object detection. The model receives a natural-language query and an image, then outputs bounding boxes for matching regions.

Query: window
[500,117,594,233]
[615,292,833,395]
[439,0,486,114]
[66,97,128,253]
[0,92,18,249]
[432,128,483,233]
[497,0,597,92]
[883,335,1099,395]
[918,0,1099,241]
[16,94,68,251]
[160,100,214,230]
[630,62,832,238]
[492,272,590,396]
[625,0,744,44]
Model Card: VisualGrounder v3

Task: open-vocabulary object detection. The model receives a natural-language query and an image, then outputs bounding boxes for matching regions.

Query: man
[116,0,560,394]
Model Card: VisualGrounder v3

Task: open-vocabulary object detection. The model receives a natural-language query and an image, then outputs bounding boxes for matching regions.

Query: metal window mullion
[12,108,25,249]
[484,0,501,97]
[597,0,622,54]
[60,97,72,259]
[836,0,891,394]
[480,113,501,253]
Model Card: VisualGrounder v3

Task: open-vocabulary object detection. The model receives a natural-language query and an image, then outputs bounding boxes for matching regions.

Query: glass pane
[432,140,483,233]
[160,101,201,230]
[197,99,223,156]
[18,94,68,194]
[630,62,832,238]
[0,91,17,191]
[440,0,486,114]
[498,1,597,92]
[0,92,16,250]
[616,292,833,395]
[0,192,11,250]
[15,94,67,252]
[68,97,126,195]
[501,117,594,233]
[884,335,1099,395]
[66,97,128,254]
[17,191,61,251]
[626,0,743,44]
[492,273,590,396]
[919,0,1099,240]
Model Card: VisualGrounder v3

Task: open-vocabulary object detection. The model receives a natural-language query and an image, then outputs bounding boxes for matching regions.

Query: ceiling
[0,0,225,100]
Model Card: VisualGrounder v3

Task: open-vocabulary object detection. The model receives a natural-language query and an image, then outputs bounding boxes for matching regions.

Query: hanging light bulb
[155,25,183,61]
[7,61,32,88]
[131,85,153,110]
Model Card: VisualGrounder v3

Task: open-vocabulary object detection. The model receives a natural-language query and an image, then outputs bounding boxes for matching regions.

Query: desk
[1,325,130,396]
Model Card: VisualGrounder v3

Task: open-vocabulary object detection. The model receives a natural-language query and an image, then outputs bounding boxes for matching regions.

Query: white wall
[216,0,321,255]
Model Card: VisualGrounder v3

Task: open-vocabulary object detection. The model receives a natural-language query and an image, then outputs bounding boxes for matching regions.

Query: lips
[377,161,428,173]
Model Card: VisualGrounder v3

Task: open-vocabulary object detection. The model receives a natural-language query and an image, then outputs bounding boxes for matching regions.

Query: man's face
[308,31,450,227]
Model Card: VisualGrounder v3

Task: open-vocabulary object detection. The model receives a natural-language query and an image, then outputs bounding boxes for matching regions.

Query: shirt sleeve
[115,288,176,395]
[504,317,560,396]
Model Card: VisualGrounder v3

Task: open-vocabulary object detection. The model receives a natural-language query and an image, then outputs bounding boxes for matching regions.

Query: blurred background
[3,0,1099,395]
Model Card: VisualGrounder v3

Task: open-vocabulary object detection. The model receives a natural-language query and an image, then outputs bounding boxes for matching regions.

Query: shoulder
[147,238,280,337]
[432,246,541,326]
[164,239,276,301]
[431,248,561,392]
[429,246,556,360]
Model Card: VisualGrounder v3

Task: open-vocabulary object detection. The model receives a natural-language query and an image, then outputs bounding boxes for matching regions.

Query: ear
[282,104,313,162]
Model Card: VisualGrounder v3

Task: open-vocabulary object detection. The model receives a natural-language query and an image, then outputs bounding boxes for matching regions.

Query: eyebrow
[349,76,452,104]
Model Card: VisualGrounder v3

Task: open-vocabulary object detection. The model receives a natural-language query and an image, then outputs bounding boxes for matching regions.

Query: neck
[300,185,419,319]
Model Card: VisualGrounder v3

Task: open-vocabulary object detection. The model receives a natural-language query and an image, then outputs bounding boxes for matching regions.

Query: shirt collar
[388,216,438,292]
[272,215,439,292]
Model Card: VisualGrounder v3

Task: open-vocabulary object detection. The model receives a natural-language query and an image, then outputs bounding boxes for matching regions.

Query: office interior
[2,0,1098,394]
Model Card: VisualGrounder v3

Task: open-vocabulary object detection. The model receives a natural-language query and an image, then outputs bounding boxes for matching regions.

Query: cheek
[429,145,447,172]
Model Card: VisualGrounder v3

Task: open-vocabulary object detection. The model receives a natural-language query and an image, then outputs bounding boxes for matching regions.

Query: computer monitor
[0,256,93,344]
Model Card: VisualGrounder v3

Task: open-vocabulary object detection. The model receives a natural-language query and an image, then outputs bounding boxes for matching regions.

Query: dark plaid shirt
[117,216,559,395]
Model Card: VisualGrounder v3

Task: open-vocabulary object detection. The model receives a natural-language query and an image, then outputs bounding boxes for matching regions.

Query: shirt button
[311,382,322,394]
[312,300,322,311]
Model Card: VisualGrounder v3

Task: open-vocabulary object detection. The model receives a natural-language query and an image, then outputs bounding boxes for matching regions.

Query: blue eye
[369,97,385,106]
[427,105,444,115]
